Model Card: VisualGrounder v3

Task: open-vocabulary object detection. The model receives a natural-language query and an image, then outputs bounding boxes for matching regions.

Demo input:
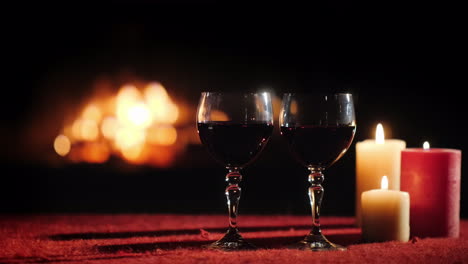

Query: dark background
[1,5,465,217]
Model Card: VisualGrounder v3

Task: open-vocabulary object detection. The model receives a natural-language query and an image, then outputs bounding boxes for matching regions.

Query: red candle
[401,142,462,238]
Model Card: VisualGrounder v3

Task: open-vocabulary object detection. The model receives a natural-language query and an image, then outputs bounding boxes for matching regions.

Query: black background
[1,4,465,217]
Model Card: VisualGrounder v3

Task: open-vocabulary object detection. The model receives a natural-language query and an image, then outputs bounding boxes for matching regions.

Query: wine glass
[196,91,274,250]
[279,93,356,251]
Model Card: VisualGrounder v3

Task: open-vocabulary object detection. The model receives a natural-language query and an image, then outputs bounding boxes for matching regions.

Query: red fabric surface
[0,214,467,264]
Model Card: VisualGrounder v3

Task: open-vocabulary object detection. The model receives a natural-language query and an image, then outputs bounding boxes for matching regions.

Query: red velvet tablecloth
[1,214,467,263]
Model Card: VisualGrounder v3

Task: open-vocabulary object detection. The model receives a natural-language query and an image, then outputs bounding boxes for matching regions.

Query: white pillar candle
[355,123,406,226]
[361,176,410,242]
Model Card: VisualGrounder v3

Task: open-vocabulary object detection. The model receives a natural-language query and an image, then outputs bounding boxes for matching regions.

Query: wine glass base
[290,234,346,251]
[204,231,256,251]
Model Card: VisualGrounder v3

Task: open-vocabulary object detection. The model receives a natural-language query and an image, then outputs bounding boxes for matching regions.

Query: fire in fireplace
[53,81,200,167]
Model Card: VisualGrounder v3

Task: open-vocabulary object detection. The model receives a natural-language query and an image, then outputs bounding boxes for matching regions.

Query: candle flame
[381,176,389,190]
[423,141,430,150]
[375,123,385,144]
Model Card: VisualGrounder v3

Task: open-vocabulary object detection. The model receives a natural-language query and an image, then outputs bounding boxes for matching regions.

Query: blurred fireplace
[6,77,209,169]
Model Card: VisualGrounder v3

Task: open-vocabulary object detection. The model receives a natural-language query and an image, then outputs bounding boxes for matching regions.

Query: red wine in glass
[196,92,274,251]
[279,93,356,251]
[280,125,356,168]
[198,122,273,168]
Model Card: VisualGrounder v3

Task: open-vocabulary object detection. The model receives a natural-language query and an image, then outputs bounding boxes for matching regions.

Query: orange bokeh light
[115,127,146,150]
[101,116,119,140]
[120,144,145,163]
[127,102,152,128]
[210,110,229,121]
[81,142,110,163]
[147,125,177,146]
[82,104,102,123]
[71,119,99,141]
[54,135,71,156]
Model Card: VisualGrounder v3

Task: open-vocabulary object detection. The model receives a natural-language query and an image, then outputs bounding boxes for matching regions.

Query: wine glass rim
[282,92,353,96]
[200,91,272,95]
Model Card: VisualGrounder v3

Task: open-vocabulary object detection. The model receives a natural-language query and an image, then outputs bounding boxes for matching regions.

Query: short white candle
[355,123,406,226]
[361,176,410,242]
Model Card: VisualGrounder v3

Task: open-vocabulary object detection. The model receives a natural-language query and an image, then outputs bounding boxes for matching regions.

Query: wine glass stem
[308,168,324,235]
[226,168,242,232]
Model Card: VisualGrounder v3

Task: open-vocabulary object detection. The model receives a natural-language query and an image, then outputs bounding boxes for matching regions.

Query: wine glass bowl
[280,93,356,251]
[197,92,274,251]
[197,122,273,169]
